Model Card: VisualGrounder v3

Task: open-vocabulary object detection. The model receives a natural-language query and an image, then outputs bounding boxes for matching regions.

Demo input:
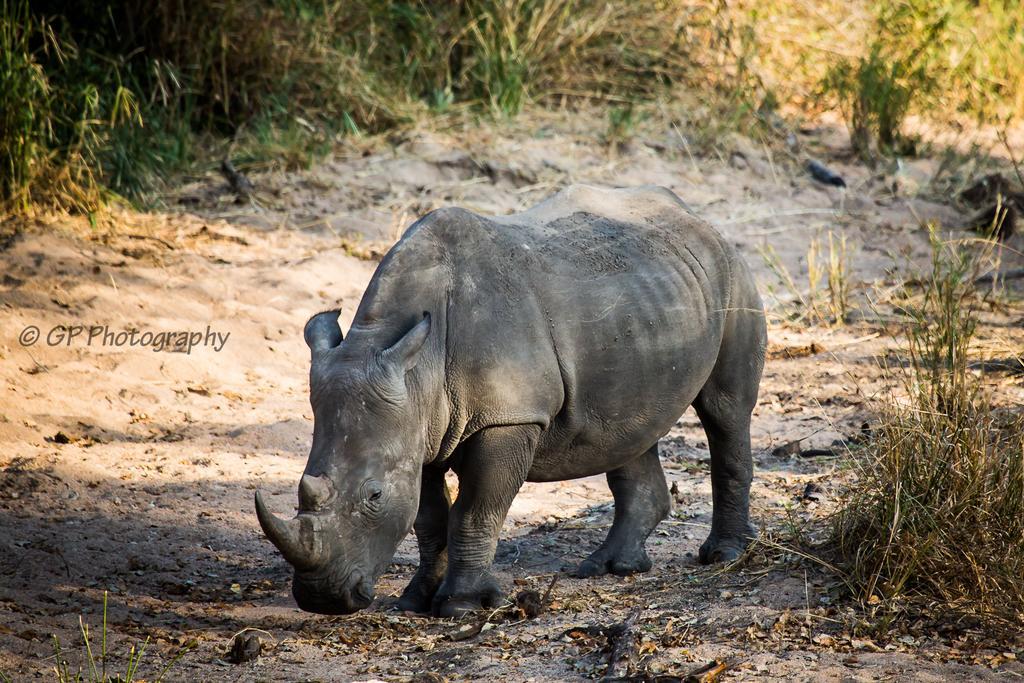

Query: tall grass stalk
[834,230,1024,630]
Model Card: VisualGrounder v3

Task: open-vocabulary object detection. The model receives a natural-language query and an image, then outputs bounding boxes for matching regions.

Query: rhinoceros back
[410,185,740,480]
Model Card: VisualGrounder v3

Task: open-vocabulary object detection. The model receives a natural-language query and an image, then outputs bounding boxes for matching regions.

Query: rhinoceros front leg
[397,465,451,613]
[576,443,670,577]
[432,424,537,618]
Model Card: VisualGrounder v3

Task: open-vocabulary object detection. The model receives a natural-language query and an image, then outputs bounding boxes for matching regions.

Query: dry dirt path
[2,118,1022,681]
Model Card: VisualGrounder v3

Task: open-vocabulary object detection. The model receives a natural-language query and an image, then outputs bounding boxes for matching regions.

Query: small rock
[48,431,76,444]
[807,160,846,188]
[771,439,802,458]
[801,482,826,502]
[226,632,262,664]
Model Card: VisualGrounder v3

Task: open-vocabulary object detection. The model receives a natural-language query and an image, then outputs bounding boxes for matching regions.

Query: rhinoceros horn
[299,474,333,510]
[254,491,323,570]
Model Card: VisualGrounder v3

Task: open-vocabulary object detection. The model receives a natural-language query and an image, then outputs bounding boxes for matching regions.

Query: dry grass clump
[834,232,1024,630]
[758,230,853,327]
[740,0,1024,158]
[51,592,192,682]
[822,0,1024,158]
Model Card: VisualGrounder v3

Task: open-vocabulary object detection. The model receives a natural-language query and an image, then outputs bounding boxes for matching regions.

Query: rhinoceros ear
[382,313,430,372]
[304,310,343,356]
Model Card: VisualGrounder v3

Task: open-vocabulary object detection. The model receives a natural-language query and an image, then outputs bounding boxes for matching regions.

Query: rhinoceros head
[255,309,431,614]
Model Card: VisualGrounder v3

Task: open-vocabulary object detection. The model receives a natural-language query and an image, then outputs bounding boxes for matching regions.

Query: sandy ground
[1,113,1023,681]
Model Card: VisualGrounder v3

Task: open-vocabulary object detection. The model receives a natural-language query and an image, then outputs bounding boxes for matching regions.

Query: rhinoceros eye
[364,482,384,510]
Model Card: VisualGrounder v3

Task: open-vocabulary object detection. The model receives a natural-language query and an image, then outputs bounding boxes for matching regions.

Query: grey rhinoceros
[255,184,766,617]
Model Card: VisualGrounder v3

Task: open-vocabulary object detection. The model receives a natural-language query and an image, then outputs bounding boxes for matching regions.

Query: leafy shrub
[820,3,947,158]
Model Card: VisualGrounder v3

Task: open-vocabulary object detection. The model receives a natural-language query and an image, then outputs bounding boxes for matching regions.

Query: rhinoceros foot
[396,564,445,614]
[575,543,653,578]
[431,570,504,618]
[698,527,754,565]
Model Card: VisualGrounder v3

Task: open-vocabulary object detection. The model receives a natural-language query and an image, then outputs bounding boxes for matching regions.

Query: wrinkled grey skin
[255,184,766,617]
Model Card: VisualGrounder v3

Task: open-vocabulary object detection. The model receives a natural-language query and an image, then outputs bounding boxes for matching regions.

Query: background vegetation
[3,0,1022,214]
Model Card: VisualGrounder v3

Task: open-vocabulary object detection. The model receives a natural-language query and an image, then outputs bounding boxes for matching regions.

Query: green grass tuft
[52,592,193,683]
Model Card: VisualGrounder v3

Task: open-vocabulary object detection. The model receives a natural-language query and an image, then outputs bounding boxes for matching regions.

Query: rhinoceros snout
[291,571,375,615]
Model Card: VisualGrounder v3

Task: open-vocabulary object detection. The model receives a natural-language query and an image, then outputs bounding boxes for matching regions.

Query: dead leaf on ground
[684,659,729,682]
[766,342,826,360]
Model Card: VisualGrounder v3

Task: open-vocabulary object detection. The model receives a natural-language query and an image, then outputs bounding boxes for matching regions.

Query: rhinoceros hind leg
[693,291,765,565]
[576,443,670,578]
[397,466,451,613]
[693,400,756,565]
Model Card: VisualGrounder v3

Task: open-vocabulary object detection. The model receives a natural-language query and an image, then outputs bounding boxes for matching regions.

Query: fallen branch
[540,573,559,605]
[969,358,1024,375]
[604,610,640,680]
[964,200,1017,240]
[766,342,826,360]
[448,619,487,642]
[125,233,176,250]
[771,439,842,458]
[997,130,1024,190]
